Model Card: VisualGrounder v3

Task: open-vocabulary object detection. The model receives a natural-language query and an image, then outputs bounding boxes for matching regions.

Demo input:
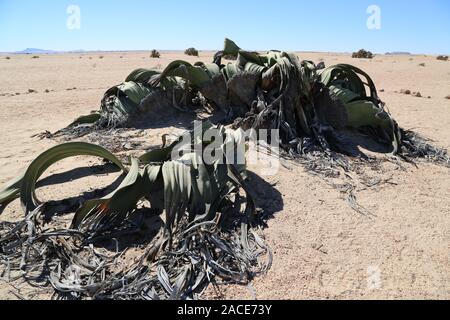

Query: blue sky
[0,0,449,54]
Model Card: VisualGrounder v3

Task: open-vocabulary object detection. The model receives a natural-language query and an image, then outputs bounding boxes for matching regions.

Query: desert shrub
[150,49,160,58]
[352,49,373,59]
[99,56,104,59]
[32,55,39,59]
[184,47,199,57]
[437,55,448,61]
[5,56,10,60]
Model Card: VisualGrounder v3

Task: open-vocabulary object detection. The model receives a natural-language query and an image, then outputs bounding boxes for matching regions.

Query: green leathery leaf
[345,100,393,129]
[328,85,361,104]
[194,62,220,79]
[139,134,186,164]
[142,164,163,192]
[139,146,173,164]
[117,82,153,105]
[162,153,194,231]
[192,154,216,205]
[319,64,378,99]
[125,68,161,83]
[99,83,147,126]
[71,157,143,231]
[0,174,23,212]
[151,60,212,89]
[244,62,266,75]
[223,38,241,57]
[221,62,240,80]
[18,142,125,214]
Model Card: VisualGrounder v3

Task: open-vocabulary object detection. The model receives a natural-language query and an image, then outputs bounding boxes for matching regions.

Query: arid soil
[0,51,449,299]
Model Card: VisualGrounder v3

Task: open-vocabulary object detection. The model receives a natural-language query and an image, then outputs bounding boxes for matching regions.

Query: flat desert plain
[0,51,449,299]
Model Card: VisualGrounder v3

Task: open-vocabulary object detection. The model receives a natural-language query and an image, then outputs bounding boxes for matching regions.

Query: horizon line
[1,48,445,56]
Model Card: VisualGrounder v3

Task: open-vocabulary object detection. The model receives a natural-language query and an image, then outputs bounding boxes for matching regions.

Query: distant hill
[9,48,149,54]
[14,48,59,54]
[385,52,411,55]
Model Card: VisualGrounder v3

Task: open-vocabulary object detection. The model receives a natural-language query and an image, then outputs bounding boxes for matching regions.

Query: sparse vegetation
[437,55,448,61]
[184,47,199,57]
[5,56,10,60]
[1,38,448,301]
[352,49,373,59]
[418,63,425,67]
[150,49,160,58]
[31,55,39,59]
[99,56,104,59]
[400,89,423,97]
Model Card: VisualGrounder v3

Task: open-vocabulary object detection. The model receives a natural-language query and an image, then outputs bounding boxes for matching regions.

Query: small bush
[32,55,39,59]
[437,55,448,61]
[352,49,373,59]
[150,50,160,58]
[418,63,425,67]
[99,56,104,59]
[185,47,199,57]
[5,56,10,60]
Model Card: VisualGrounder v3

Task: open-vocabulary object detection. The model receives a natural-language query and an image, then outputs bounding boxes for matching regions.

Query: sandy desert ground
[0,50,449,299]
